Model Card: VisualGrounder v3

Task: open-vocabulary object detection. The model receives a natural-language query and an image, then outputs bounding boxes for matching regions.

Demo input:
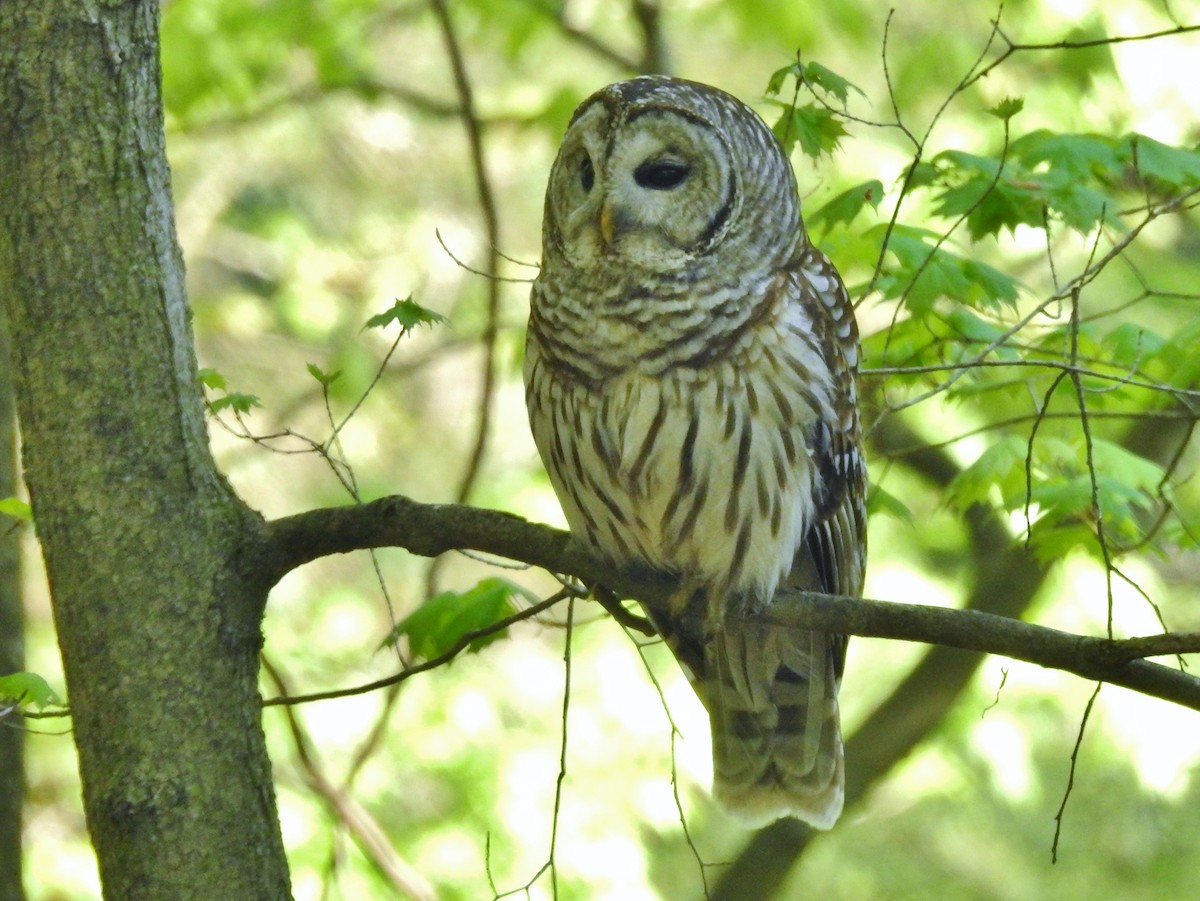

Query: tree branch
[261,496,1200,711]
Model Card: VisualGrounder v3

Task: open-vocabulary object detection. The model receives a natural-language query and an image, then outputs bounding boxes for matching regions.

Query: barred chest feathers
[524,273,836,612]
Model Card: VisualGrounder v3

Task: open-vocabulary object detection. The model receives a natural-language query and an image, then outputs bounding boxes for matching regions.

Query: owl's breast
[529,266,772,380]
[526,318,832,606]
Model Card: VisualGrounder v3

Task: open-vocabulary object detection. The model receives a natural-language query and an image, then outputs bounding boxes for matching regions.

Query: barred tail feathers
[705,622,844,830]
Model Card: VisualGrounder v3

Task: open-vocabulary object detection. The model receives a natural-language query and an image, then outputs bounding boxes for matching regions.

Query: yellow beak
[599,202,616,246]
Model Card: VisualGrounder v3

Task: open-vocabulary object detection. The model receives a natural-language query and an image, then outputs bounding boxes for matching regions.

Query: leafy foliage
[383,577,535,661]
[768,52,1200,572]
[0,497,31,522]
[198,369,262,414]
[809,179,885,232]
[363,296,450,332]
[769,102,850,159]
[908,129,1200,239]
[0,672,62,710]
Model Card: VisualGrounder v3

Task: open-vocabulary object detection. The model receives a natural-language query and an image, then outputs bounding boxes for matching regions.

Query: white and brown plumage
[524,76,866,829]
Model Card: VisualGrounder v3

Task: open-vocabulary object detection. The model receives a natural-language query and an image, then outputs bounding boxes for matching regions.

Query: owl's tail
[702,622,844,830]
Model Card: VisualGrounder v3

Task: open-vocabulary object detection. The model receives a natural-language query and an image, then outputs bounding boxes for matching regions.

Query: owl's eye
[579,156,595,193]
[634,160,690,190]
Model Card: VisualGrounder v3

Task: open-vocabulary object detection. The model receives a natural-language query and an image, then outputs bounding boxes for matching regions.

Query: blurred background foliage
[14,0,1200,898]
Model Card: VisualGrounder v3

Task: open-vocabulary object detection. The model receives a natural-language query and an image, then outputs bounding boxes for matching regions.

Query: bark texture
[0,2,290,898]
[0,304,24,901]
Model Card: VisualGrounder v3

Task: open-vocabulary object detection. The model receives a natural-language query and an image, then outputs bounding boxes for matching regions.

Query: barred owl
[524,76,866,829]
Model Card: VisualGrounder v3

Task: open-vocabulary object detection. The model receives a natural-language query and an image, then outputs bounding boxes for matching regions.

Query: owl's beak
[599,202,617,246]
[598,200,635,247]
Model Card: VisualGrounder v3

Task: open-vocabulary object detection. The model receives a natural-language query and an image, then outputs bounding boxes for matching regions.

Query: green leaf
[866,483,912,522]
[925,150,1044,239]
[1102,324,1164,370]
[765,63,798,97]
[771,102,847,159]
[947,434,1029,512]
[0,672,62,709]
[868,224,1020,312]
[385,577,534,661]
[199,368,260,414]
[988,97,1024,121]
[765,61,863,105]
[306,363,342,386]
[197,368,227,391]
[1010,130,1124,182]
[209,392,261,414]
[1125,134,1200,190]
[961,258,1020,309]
[809,180,884,231]
[945,309,1012,352]
[799,61,865,106]
[905,160,940,190]
[0,497,31,522]
[365,296,449,331]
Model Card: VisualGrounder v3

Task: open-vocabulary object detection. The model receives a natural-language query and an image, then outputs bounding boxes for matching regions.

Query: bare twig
[632,0,670,73]
[1051,682,1102,863]
[969,22,1200,88]
[262,589,571,707]
[516,0,641,71]
[429,0,503,507]
[631,632,714,899]
[261,656,436,900]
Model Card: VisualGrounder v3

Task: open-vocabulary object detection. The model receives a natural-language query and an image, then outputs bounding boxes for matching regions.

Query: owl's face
[541,77,801,276]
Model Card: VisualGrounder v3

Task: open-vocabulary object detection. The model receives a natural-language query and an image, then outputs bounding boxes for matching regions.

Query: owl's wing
[708,242,866,830]
[785,242,867,668]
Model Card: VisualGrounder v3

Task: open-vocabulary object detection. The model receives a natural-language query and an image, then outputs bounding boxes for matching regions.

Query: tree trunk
[0,2,290,898]
[0,307,24,901]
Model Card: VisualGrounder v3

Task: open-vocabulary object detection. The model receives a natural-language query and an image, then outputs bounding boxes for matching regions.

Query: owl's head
[540,76,802,275]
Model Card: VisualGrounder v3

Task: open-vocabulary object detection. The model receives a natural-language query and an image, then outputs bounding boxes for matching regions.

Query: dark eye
[579,156,595,193]
[634,160,690,190]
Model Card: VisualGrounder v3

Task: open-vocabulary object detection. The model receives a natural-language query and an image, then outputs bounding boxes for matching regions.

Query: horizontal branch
[263,495,1200,711]
[761,590,1200,711]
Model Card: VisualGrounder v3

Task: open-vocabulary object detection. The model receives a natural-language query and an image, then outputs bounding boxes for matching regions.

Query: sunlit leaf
[365,296,449,331]
[988,97,1024,121]
[810,179,884,231]
[868,224,1020,312]
[306,362,342,386]
[1125,134,1200,190]
[867,483,912,521]
[0,671,62,710]
[1101,324,1164,370]
[766,60,864,106]
[197,368,227,391]
[800,61,865,105]
[385,577,537,661]
[947,434,1029,512]
[0,497,31,522]
[209,392,261,414]
[771,102,848,159]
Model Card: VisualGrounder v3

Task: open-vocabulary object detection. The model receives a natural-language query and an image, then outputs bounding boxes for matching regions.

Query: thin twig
[1051,682,1102,863]
[516,0,641,71]
[969,22,1200,88]
[630,633,714,899]
[261,656,436,900]
[262,590,569,707]
[549,595,575,899]
[429,0,504,508]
